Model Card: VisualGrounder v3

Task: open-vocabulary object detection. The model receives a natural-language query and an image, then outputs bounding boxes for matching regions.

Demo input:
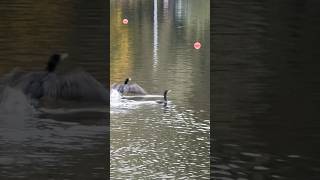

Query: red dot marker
[194,41,201,49]
[122,18,128,25]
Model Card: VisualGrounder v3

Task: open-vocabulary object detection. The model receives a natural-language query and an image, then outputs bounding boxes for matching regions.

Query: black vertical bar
[106,0,110,178]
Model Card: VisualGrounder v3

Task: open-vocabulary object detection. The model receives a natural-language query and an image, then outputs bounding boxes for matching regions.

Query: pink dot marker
[194,41,201,49]
[122,18,128,25]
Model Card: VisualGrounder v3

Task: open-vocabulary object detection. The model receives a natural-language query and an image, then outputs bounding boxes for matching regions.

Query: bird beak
[60,53,69,60]
[167,90,171,93]
[129,77,131,81]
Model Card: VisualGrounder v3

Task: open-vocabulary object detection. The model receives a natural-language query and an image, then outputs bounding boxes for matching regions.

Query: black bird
[111,77,147,95]
[156,90,171,105]
[5,53,108,104]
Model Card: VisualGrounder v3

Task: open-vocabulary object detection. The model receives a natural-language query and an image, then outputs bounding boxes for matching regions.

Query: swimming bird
[111,78,147,95]
[156,90,171,106]
[5,53,108,104]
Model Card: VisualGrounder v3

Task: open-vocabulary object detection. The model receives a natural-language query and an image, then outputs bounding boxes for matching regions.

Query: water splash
[0,86,36,116]
[110,89,163,114]
[110,89,122,102]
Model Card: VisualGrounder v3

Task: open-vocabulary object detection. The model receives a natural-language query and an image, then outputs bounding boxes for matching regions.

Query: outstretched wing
[43,70,108,103]
[3,69,47,98]
[111,83,123,91]
[1,68,32,87]
[123,83,147,95]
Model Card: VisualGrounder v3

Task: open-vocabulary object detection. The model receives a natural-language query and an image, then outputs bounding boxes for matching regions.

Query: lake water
[213,1,320,179]
[110,0,210,179]
[0,1,108,179]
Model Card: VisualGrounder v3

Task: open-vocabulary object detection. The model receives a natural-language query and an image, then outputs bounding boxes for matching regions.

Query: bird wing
[1,68,31,87]
[123,83,147,95]
[43,71,108,103]
[111,83,122,90]
[8,70,47,95]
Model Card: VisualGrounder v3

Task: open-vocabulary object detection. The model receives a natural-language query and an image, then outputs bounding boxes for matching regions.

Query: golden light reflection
[110,4,132,83]
[0,1,74,75]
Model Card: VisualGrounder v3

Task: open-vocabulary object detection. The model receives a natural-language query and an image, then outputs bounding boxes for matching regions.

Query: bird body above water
[3,53,108,105]
[111,78,147,95]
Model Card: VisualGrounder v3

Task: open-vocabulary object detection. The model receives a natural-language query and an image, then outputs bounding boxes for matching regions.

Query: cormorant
[156,90,171,105]
[5,53,108,104]
[111,78,147,95]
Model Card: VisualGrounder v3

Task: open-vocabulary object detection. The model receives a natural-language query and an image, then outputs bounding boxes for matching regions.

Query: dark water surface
[213,0,320,179]
[110,0,210,179]
[0,1,108,179]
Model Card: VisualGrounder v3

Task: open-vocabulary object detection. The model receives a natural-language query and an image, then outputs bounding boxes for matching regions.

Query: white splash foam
[0,86,36,116]
[110,89,122,102]
[110,89,160,114]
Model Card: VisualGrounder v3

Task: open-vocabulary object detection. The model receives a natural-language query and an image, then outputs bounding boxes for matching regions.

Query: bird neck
[46,55,60,72]
[124,79,129,84]
[46,62,57,72]
[164,92,168,101]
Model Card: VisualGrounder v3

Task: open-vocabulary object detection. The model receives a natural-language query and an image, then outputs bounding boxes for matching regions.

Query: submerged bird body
[111,78,147,95]
[4,53,108,104]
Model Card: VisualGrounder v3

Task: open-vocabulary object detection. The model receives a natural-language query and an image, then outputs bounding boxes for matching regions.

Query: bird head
[124,77,131,84]
[46,53,69,72]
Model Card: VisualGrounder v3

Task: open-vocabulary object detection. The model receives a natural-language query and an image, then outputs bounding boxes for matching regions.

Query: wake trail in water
[110,89,168,114]
[0,85,163,116]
